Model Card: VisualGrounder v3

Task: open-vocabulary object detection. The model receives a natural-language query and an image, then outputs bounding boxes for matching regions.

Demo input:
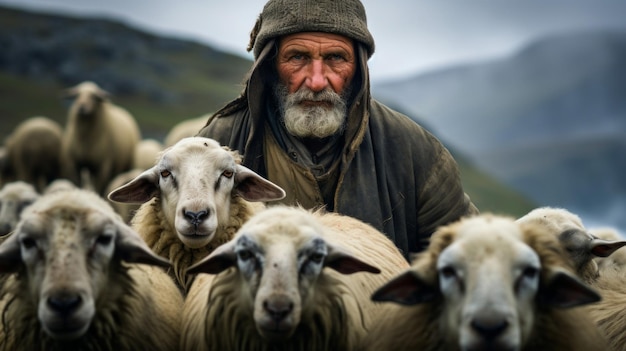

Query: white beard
[275,84,348,138]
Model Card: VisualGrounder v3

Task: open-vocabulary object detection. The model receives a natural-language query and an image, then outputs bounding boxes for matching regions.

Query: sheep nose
[471,317,508,340]
[183,209,209,226]
[263,299,294,323]
[47,294,82,316]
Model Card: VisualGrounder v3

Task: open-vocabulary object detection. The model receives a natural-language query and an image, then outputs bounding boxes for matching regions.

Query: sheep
[61,81,141,196]
[105,169,143,224]
[108,136,286,292]
[0,146,13,189]
[365,214,607,351]
[180,205,410,351]
[0,181,39,236]
[3,116,63,193]
[103,139,162,224]
[589,227,626,274]
[0,188,182,351]
[584,267,626,351]
[43,178,79,195]
[164,114,210,148]
[516,207,626,282]
[133,138,163,171]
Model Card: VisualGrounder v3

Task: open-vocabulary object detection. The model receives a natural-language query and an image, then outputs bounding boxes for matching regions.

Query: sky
[2,0,626,81]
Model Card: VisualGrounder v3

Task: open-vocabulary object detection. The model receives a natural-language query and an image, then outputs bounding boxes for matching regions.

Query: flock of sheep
[0,80,625,350]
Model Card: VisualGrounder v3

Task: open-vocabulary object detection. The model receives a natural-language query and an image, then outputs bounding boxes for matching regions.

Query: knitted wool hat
[247,0,375,59]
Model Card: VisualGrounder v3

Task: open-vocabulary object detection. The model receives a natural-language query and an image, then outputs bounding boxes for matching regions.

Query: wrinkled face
[232,220,328,341]
[276,32,356,138]
[437,221,541,351]
[158,138,237,249]
[16,205,117,340]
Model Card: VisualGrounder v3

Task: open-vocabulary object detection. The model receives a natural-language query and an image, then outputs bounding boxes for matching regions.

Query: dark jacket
[198,41,478,258]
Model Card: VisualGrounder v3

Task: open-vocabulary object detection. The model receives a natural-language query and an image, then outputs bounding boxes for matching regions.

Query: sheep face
[108,137,286,249]
[187,207,379,342]
[435,219,540,351]
[0,181,39,235]
[372,215,601,351]
[65,81,109,119]
[0,189,169,340]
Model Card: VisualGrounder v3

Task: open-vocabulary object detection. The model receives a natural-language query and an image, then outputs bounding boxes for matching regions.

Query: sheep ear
[234,165,286,202]
[186,240,237,275]
[371,270,439,305]
[114,220,170,268]
[0,232,23,273]
[538,268,601,308]
[590,238,626,258]
[108,167,160,203]
[325,244,380,275]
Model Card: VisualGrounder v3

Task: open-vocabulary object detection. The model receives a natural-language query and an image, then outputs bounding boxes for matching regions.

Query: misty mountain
[373,30,626,231]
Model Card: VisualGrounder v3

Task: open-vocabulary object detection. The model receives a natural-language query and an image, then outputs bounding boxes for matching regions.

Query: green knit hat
[247,0,375,59]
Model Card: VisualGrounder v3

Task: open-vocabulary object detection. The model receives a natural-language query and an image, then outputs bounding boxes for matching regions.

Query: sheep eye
[440,266,456,279]
[222,169,234,179]
[96,234,113,246]
[522,266,538,280]
[20,237,37,250]
[310,253,324,264]
[160,170,171,178]
[238,250,253,261]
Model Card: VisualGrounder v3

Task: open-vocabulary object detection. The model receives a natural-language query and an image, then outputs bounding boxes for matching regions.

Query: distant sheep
[517,207,626,282]
[181,205,409,351]
[164,114,209,148]
[3,116,63,192]
[0,181,39,236]
[0,188,182,351]
[62,81,141,195]
[108,136,286,292]
[366,214,606,351]
[133,138,163,170]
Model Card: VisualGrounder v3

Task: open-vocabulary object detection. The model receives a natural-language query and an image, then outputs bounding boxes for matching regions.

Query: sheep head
[64,81,109,119]
[187,206,380,341]
[517,207,626,281]
[372,214,600,351]
[0,189,169,340]
[108,137,286,249]
[0,181,39,236]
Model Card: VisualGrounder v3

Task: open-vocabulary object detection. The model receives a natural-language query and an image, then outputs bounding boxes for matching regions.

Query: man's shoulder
[369,99,437,142]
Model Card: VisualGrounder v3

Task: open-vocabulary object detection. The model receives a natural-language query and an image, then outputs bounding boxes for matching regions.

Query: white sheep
[0,188,182,351]
[590,227,626,274]
[62,81,141,196]
[3,116,63,192]
[0,181,39,236]
[516,207,626,282]
[108,136,286,292]
[365,214,607,351]
[105,169,144,224]
[181,205,410,351]
[133,138,163,170]
[164,114,210,148]
[104,139,163,224]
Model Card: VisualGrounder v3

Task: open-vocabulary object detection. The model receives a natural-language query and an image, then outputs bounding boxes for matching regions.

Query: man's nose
[305,59,328,92]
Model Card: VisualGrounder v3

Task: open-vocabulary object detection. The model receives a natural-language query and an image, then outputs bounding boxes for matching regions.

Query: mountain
[373,30,626,232]
[0,4,535,217]
[0,5,252,140]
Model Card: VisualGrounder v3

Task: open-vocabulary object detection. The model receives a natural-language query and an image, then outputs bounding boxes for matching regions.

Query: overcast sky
[1,0,626,81]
